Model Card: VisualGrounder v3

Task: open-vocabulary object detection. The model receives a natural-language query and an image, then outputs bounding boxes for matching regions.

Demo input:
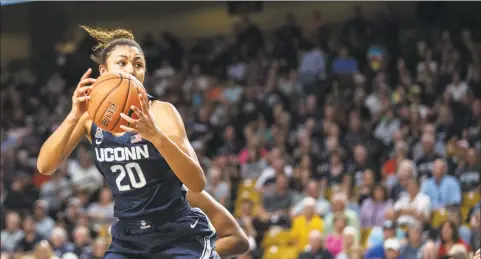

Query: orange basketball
[86,72,147,133]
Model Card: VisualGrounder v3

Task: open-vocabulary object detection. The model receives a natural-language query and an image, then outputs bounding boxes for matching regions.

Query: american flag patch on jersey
[130,134,142,143]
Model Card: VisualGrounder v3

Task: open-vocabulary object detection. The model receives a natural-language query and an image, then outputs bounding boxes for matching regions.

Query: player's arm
[37,112,90,175]
[149,101,206,192]
[37,69,95,175]
[187,191,250,259]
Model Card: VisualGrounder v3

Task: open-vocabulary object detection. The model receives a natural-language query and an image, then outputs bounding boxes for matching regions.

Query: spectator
[71,226,91,257]
[366,215,405,250]
[470,209,481,251]
[390,159,417,201]
[39,162,73,214]
[383,238,402,259]
[438,220,471,257]
[86,188,115,229]
[16,215,43,253]
[33,200,55,240]
[455,148,480,193]
[205,167,230,207]
[297,230,333,259]
[399,222,424,259]
[258,174,293,227]
[332,47,358,75]
[323,193,360,238]
[68,145,103,195]
[290,197,324,252]
[445,72,469,102]
[298,43,326,94]
[415,134,443,181]
[33,240,60,259]
[420,241,438,259]
[325,213,347,257]
[291,180,330,217]
[1,212,23,252]
[393,177,431,227]
[357,169,376,205]
[80,237,108,259]
[50,227,74,257]
[335,226,359,259]
[360,184,393,228]
[421,159,461,210]
[374,108,401,146]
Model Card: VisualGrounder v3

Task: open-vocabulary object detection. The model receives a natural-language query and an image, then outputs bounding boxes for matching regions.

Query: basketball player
[37,26,248,258]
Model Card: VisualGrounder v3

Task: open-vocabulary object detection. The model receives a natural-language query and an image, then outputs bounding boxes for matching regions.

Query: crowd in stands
[1,3,480,259]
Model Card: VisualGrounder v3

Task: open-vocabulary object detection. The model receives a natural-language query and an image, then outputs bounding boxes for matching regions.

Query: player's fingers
[76,96,91,102]
[120,113,138,124]
[131,105,143,118]
[78,85,93,94]
[77,78,97,88]
[80,68,92,81]
[139,94,149,112]
[119,125,137,133]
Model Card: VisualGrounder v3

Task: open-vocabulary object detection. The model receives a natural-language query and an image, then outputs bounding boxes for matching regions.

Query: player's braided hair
[80,25,144,65]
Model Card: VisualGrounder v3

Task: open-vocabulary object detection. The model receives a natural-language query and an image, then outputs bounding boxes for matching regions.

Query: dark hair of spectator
[371,184,389,202]
[80,25,144,66]
[439,220,460,244]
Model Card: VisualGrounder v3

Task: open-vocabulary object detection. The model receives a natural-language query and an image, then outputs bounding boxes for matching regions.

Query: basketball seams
[111,78,132,130]
[92,74,125,128]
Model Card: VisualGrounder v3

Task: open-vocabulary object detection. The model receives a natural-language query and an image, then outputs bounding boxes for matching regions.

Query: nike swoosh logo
[95,139,102,145]
[190,219,199,229]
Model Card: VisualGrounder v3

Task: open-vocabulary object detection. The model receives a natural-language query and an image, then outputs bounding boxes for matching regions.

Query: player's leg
[152,208,218,258]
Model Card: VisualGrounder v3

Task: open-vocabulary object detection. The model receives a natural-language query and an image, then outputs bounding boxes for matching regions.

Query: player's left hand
[120,93,165,143]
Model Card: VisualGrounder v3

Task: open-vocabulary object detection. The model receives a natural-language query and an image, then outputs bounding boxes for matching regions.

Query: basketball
[86,72,147,133]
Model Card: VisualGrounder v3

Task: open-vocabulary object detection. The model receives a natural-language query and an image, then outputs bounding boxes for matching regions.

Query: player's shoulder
[151,101,181,119]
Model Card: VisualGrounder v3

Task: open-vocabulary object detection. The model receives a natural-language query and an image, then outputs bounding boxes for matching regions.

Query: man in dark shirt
[297,230,333,259]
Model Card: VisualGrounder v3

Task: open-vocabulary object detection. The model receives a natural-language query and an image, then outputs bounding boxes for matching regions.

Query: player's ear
[99,64,107,75]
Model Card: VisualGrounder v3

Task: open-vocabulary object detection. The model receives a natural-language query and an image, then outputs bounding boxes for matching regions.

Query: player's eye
[117,61,126,66]
[135,63,143,69]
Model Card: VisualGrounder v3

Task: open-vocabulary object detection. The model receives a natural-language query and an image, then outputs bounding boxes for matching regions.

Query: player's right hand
[70,68,96,119]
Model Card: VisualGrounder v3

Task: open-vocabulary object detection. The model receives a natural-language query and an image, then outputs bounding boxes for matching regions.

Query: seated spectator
[297,230,333,259]
[414,133,444,180]
[72,226,91,257]
[323,193,360,239]
[366,216,405,250]
[394,177,431,227]
[205,166,230,207]
[446,208,472,245]
[325,214,347,257]
[50,227,74,257]
[455,148,481,193]
[390,159,417,201]
[0,212,23,252]
[446,244,470,259]
[399,222,424,259]
[470,208,481,251]
[383,238,402,259]
[332,46,357,75]
[258,174,293,228]
[438,220,471,257]
[33,200,55,239]
[335,226,359,259]
[421,241,438,259]
[291,180,330,217]
[34,240,60,259]
[290,197,324,252]
[445,71,469,102]
[360,184,393,228]
[382,140,408,188]
[357,169,376,205]
[421,159,461,210]
[86,188,115,230]
[16,215,43,253]
[80,237,108,259]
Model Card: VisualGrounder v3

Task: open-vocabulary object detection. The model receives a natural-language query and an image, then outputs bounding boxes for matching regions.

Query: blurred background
[1,1,481,259]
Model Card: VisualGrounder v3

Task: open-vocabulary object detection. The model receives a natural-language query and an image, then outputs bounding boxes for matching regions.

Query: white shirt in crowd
[446,81,469,101]
[393,191,431,226]
[68,160,104,194]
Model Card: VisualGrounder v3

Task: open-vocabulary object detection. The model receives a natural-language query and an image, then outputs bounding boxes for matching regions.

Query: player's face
[101,45,146,83]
